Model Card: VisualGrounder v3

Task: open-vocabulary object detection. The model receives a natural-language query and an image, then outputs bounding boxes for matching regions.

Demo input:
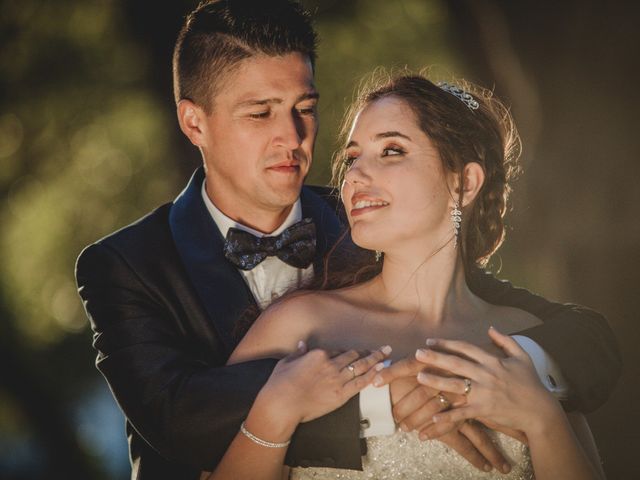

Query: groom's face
[198,52,318,228]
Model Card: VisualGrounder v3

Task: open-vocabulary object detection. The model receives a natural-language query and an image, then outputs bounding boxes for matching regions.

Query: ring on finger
[463,378,472,396]
[347,363,356,379]
[436,392,451,410]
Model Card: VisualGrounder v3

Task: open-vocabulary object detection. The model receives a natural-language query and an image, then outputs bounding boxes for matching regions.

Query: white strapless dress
[290,429,534,479]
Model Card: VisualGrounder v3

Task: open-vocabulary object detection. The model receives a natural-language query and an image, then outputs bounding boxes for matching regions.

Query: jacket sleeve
[467,268,621,413]
[76,242,361,470]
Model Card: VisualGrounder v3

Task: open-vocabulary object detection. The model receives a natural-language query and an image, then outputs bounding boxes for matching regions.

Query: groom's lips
[267,161,301,174]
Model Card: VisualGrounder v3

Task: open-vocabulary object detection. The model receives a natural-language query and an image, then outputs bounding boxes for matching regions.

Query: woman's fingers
[417,372,470,397]
[488,326,526,359]
[351,346,391,374]
[372,357,425,386]
[340,346,390,386]
[415,348,482,380]
[343,361,384,397]
[331,349,362,370]
[424,337,497,364]
[332,345,391,373]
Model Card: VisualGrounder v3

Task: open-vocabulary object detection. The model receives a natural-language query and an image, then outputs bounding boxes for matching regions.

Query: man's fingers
[373,357,423,386]
[418,418,458,440]
[438,430,493,472]
[398,395,446,432]
[391,386,433,424]
[432,406,475,425]
[477,418,528,445]
[460,421,511,474]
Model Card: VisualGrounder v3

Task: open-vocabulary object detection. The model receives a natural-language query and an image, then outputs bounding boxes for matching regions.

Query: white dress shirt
[202,181,568,438]
[201,181,313,308]
[202,182,389,436]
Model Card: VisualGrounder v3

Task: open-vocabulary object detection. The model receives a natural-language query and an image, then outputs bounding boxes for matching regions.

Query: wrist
[523,394,567,438]
[249,387,300,441]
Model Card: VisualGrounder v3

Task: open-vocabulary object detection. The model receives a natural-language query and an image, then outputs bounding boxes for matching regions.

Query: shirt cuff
[358,360,396,438]
[511,335,569,400]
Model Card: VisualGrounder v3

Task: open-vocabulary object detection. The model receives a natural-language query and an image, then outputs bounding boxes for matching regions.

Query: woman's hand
[258,342,392,427]
[414,327,563,436]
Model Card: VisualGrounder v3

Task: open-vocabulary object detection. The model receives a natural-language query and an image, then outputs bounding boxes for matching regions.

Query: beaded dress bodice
[290,429,533,480]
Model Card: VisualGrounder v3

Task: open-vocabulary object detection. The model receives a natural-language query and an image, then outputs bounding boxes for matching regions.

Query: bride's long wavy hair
[233,69,521,339]
[332,68,521,272]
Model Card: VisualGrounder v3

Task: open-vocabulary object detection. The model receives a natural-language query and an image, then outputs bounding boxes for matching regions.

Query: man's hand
[374,356,510,473]
[438,421,513,474]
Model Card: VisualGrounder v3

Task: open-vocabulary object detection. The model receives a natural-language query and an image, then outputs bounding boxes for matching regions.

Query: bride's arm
[201,297,389,480]
[203,343,386,480]
[414,328,605,480]
[516,404,605,479]
[200,368,301,480]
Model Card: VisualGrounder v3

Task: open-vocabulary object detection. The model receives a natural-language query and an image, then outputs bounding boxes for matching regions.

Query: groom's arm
[467,268,621,413]
[76,242,362,471]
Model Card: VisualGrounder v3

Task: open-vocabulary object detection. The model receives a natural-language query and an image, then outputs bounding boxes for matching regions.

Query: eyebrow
[235,91,319,109]
[346,131,412,149]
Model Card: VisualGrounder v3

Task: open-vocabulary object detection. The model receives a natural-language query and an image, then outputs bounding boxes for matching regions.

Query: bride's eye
[382,146,405,157]
[343,154,358,168]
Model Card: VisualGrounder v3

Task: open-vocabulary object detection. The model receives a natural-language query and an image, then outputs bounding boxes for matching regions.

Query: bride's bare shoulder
[268,288,347,316]
[227,289,343,365]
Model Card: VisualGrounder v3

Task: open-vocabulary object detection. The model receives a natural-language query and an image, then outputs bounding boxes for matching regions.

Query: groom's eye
[296,103,317,117]
[249,110,270,119]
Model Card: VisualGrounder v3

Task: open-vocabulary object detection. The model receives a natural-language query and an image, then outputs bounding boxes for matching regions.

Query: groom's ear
[460,162,485,208]
[177,99,206,147]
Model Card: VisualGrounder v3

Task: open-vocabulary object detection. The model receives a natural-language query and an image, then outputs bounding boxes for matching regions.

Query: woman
[203,72,605,479]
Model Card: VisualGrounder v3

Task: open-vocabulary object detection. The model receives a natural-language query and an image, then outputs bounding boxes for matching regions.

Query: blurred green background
[1,0,638,478]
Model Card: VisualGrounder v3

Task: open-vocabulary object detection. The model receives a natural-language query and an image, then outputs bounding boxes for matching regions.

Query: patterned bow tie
[223,218,316,270]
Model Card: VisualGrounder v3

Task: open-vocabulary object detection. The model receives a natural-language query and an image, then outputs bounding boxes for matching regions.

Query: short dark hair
[173,0,318,112]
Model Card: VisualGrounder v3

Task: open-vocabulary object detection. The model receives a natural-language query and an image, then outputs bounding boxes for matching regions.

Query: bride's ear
[459,162,485,208]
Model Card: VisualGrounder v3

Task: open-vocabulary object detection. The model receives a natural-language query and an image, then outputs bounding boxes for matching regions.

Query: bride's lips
[350,193,389,217]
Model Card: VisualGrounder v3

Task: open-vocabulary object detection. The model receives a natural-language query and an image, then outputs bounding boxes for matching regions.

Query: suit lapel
[169,167,255,355]
[300,186,344,273]
[168,169,345,355]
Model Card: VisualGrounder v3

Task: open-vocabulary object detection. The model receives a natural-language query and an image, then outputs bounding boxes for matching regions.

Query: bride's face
[341,96,456,254]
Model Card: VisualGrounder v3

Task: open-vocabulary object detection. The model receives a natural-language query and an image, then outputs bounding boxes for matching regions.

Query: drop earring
[375,251,382,262]
[451,203,462,247]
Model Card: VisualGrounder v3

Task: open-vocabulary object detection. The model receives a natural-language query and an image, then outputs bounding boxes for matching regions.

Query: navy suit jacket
[76,167,620,479]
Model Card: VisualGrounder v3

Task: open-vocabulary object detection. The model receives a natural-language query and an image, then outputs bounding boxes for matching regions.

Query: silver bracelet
[240,422,291,448]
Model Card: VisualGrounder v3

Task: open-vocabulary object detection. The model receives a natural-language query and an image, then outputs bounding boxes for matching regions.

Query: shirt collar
[201,179,302,239]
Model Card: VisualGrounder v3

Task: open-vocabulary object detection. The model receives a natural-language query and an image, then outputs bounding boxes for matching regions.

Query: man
[75,1,620,478]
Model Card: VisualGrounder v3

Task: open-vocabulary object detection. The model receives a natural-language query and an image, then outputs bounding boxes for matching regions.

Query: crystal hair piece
[437,82,480,110]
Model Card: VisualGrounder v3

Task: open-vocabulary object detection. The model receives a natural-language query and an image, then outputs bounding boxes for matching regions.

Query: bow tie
[223,218,316,271]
